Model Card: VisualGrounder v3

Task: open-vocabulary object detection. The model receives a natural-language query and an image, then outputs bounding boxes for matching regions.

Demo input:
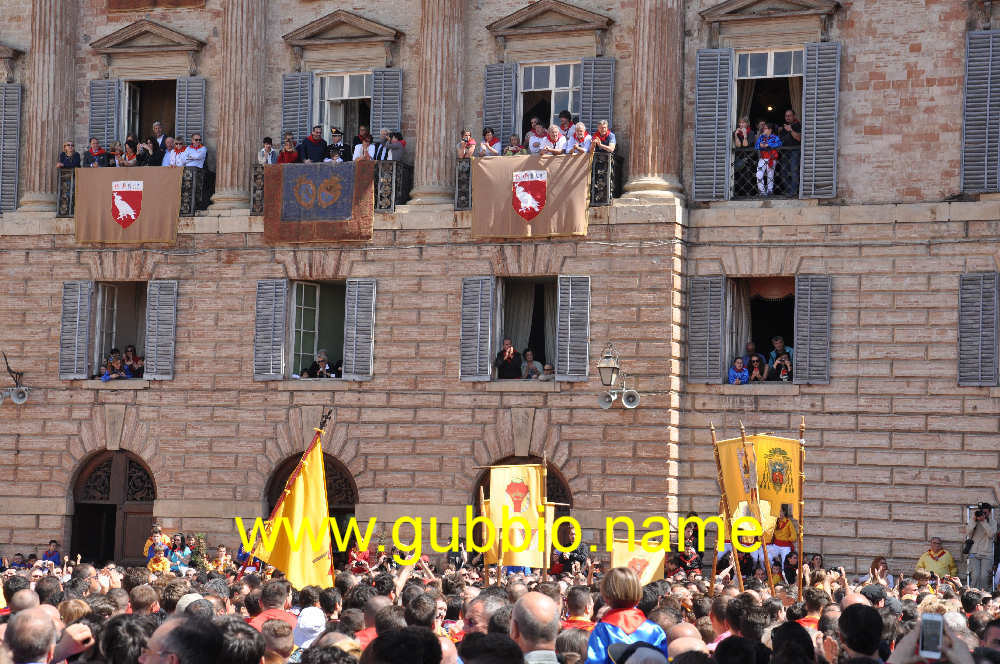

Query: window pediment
[700,0,839,22]
[90,19,204,54]
[487,0,613,58]
[700,0,839,49]
[0,44,22,84]
[283,10,401,69]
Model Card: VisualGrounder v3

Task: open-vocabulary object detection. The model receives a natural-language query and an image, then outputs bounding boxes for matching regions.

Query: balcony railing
[454,151,623,211]
[249,161,413,216]
[731,146,800,200]
[56,167,208,218]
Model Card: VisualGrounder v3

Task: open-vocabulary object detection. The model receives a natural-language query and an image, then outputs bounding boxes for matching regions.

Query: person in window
[328,128,352,163]
[590,120,616,153]
[778,109,802,195]
[298,125,328,164]
[123,345,141,374]
[57,140,79,169]
[747,355,769,382]
[741,340,767,368]
[565,122,591,154]
[732,117,756,196]
[538,363,555,381]
[353,125,372,150]
[109,140,123,167]
[101,353,133,382]
[167,136,187,167]
[524,117,541,146]
[754,123,782,197]
[527,122,548,154]
[770,352,793,382]
[117,140,138,167]
[539,124,567,155]
[456,129,476,159]
[136,138,157,166]
[768,335,794,363]
[728,357,749,385]
[557,110,573,139]
[302,350,333,379]
[521,349,543,379]
[477,127,501,156]
[503,134,527,156]
[353,133,376,161]
[83,137,110,167]
[258,136,277,165]
[181,133,207,168]
[494,337,522,379]
[387,132,408,162]
[278,137,300,164]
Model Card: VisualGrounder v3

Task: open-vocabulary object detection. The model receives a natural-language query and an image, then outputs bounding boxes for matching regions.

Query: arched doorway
[71,451,156,566]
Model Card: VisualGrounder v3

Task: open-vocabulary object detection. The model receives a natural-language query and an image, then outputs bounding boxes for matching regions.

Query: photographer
[966,502,995,590]
[456,129,477,159]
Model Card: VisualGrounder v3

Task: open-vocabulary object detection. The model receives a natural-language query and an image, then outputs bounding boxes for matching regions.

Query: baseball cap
[293,606,326,648]
[608,642,666,664]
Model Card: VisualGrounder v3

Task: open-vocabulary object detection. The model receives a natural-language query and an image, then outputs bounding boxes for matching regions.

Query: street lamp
[597,343,620,387]
[595,343,640,409]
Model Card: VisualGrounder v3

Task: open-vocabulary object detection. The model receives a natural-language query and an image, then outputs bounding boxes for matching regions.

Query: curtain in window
[502,280,536,357]
[737,79,756,125]
[788,76,803,119]
[544,282,557,366]
[726,279,752,367]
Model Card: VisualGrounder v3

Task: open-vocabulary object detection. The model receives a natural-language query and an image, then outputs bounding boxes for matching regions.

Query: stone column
[19,0,77,211]
[624,0,684,199]
[209,0,266,209]
[408,0,463,205]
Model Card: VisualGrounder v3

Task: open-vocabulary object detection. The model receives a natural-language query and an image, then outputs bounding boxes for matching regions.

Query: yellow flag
[753,434,802,521]
[256,431,334,589]
[481,499,500,566]
[488,464,545,569]
[611,539,665,586]
[714,435,756,518]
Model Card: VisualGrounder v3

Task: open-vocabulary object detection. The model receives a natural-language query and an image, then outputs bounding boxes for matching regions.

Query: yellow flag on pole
[611,539,665,585]
[255,430,334,589]
[481,499,500,566]
[753,434,802,521]
[714,435,756,518]
[488,464,545,569]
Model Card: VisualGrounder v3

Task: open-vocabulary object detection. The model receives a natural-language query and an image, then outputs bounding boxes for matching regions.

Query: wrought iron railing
[454,153,623,210]
[248,161,413,215]
[56,167,205,217]
[57,168,75,217]
[731,146,800,200]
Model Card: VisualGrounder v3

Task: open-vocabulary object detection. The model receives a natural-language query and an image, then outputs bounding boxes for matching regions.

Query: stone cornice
[90,19,204,55]
[700,0,839,22]
[486,0,613,37]
[282,10,401,47]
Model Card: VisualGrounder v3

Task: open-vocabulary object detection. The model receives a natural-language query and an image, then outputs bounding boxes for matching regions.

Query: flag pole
[711,423,743,592]
[542,453,550,582]
[237,409,332,582]
[709,496,722,598]
[797,416,806,601]
[740,422,775,595]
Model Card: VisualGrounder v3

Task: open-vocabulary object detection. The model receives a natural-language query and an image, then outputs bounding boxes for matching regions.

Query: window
[316,72,372,142]
[736,50,803,79]
[497,277,557,378]
[119,80,178,142]
[92,282,147,378]
[520,63,581,136]
[290,281,347,379]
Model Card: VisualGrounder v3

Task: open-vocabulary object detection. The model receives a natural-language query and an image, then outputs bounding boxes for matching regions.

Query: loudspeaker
[598,392,615,409]
[622,389,640,409]
[10,388,27,405]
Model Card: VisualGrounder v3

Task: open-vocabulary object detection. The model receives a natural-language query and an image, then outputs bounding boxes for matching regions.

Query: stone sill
[76,380,150,390]
[484,381,560,392]
[274,380,351,391]
[686,383,800,396]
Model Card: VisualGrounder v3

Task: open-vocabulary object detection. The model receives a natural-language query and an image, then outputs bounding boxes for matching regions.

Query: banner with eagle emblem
[471,153,592,238]
[752,435,802,521]
[75,167,181,244]
[486,464,547,569]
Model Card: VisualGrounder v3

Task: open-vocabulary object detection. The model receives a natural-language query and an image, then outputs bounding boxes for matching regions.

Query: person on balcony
[557,110,573,139]
[494,338,522,380]
[136,139,157,166]
[328,128,352,163]
[258,137,278,165]
[456,129,477,159]
[590,120,616,153]
[728,357,749,385]
[298,125,328,164]
[83,137,110,168]
[527,123,548,154]
[733,116,754,148]
[180,134,207,169]
[117,141,139,167]
[385,132,407,162]
[159,137,176,166]
[754,124,782,197]
[503,134,527,156]
[524,117,541,147]
[57,140,80,169]
[733,117,756,197]
[565,122,591,155]
[278,137,300,164]
[778,109,802,196]
[354,133,376,161]
[521,349,543,379]
[353,125,372,150]
[539,125,567,156]
[477,127,501,156]
[747,355,770,382]
[167,136,187,167]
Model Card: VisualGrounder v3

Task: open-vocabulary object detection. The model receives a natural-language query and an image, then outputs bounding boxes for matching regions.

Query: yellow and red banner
[75,167,181,244]
[753,435,802,521]
[611,538,665,585]
[487,464,546,568]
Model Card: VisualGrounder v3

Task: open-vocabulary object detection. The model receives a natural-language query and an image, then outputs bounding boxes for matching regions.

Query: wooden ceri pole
[478,484,491,580]
[541,452,550,582]
[711,423,744,592]
[740,421,775,595]
[797,416,807,600]
[237,409,333,582]
[709,496,722,598]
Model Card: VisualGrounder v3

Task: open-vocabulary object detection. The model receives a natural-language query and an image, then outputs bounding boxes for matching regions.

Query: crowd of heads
[458,109,616,159]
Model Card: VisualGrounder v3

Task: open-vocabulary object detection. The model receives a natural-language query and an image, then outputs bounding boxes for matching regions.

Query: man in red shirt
[249,580,296,632]
[560,586,595,632]
[355,595,392,649]
[796,587,829,631]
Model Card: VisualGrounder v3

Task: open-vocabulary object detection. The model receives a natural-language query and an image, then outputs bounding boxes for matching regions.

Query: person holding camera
[457,129,477,159]
[965,502,995,589]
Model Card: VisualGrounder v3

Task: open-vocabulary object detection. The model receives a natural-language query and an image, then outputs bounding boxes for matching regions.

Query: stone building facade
[0,0,997,574]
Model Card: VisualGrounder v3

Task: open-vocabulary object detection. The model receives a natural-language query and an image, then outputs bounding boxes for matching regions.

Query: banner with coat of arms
[75,167,182,244]
[470,153,592,238]
[753,434,802,521]
[486,464,547,569]
[611,538,665,585]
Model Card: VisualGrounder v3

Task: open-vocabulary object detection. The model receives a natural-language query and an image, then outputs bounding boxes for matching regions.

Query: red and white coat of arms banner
[511,170,547,221]
[111,180,143,229]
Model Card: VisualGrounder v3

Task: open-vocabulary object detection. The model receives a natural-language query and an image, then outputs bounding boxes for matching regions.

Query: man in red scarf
[591,120,616,153]
[83,137,110,167]
[298,125,328,163]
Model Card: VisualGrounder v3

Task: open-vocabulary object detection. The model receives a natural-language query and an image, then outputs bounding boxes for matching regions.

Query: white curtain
[502,280,535,357]
[726,279,752,368]
[544,282,557,366]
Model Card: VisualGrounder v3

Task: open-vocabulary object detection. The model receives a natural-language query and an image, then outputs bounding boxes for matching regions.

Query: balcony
[454,151,623,211]
[249,161,413,215]
[731,146,800,201]
[57,167,210,218]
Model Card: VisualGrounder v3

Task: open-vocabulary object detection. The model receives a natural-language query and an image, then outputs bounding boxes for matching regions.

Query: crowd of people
[728,337,794,385]
[494,338,555,381]
[262,125,409,167]
[457,111,616,159]
[58,122,207,171]
[732,109,802,197]
[95,345,144,382]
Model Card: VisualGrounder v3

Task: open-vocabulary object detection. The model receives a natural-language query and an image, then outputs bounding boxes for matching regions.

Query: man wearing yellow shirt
[143,524,171,558]
[767,514,798,566]
[147,545,170,575]
[916,537,958,578]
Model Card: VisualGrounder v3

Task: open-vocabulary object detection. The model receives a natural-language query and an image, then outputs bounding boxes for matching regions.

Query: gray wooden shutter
[254,279,288,381]
[0,84,21,213]
[793,274,832,385]
[370,68,403,133]
[555,275,591,382]
[282,72,314,143]
[174,77,206,142]
[959,272,1000,386]
[342,278,377,381]
[579,57,615,132]
[59,281,95,380]
[962,31,1000,193]
[483,63,517,148]
[692,49,733,201]
[89,79,120,149]
[144,280,178,381]
[687,275,725,383]
[800,42,842,199]
[460,276,494,381]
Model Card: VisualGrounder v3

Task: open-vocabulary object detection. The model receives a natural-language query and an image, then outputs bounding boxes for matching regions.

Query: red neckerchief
[307,135,322,143]
[926,549,946,560]
[596,129,611,142]
[89,148,106,156]
[573,132,589,143]
[601,608,647,634]
[173,146,186,154]
[559,121,571,133]
[486,137,500,147]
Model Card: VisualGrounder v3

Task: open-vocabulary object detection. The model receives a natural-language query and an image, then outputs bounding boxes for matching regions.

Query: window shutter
[370,68,403,134]
[579,57,615,132]
[959,272,1000,386]
[483,63,517,149]
[800,42,842,199]
[342,278,377,381]
[59,281,95,380]
[961,31,1000,193]
[692,49,733,202]
[0,84,21,213]
[281,72,314,143]
[687,275,725,383]
[89,79,120,150]
[793,274,832,385]
[460,276,494,381]
[254,279,288,381]
[555,275,591,382]
[174,77,206,142]
[144,280,178,381]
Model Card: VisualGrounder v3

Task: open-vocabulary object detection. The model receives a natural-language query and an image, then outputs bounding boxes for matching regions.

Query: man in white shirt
[591,120,616,153]
[539,125,566,155]
[180,133,207,168]
[527,125,547,154]
[160,137,177,166]
[557,110,573,139]
[565,123,591,154]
